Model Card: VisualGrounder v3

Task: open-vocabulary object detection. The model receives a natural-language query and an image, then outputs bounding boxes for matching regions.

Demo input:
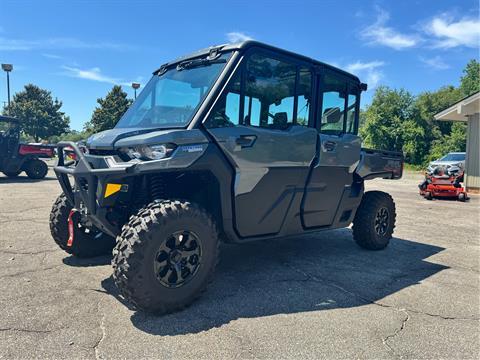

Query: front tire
[352,191,396,250]
[112,200,219,314]
[25,159,48,179]
[49,193,115,257]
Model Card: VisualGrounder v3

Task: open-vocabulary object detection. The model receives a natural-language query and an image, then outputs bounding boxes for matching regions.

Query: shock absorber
[150,175,166,200]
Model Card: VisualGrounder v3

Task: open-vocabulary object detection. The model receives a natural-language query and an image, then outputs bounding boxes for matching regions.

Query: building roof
[435,92,480,122]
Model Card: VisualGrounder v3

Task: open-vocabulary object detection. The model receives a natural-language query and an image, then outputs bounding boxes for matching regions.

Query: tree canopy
[84,85,132,132]
[360,59,477,166]
[4,84,70,142]
[459,59,480,97]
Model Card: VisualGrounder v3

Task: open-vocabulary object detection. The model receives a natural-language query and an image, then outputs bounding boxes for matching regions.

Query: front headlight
[119,143,176,161]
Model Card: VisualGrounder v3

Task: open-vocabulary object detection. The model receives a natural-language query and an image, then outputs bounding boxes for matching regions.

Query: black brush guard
[54,141,133,236]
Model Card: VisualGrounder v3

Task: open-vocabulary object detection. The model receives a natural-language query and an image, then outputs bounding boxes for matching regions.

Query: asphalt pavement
[0,169,478,359]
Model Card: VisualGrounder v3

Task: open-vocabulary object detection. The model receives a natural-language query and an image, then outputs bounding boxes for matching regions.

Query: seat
[272,112,288,130]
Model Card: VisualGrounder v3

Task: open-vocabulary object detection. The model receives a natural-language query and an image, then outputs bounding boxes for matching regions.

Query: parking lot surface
[0,168,479,359]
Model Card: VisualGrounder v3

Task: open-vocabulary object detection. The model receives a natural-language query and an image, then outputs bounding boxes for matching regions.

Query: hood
[430,160,464,165]
[87,127,209,150]
[86,128,167,149]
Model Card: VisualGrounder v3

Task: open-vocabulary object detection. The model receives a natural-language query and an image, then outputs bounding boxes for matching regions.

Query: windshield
[439,153,465,161]
[115,52,232,129]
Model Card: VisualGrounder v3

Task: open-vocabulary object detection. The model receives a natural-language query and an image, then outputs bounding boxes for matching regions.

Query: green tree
[415,86,462,137]
[459,59,480,97]
[360,86,426,163]
[48,129,93,144]
[85,85,132,132]
[4,84,70,142]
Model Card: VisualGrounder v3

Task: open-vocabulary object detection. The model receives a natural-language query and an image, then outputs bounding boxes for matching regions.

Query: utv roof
[0,115,19,123]
[155,40,364,86]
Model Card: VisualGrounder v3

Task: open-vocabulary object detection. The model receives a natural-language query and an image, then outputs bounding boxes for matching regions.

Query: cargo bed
[355,148,404,180]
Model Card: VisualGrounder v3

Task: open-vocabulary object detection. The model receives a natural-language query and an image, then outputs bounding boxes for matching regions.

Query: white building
[435,92,480,192]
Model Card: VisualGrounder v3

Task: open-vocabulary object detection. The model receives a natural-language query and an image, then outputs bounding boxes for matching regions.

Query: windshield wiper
[176,57,226,71]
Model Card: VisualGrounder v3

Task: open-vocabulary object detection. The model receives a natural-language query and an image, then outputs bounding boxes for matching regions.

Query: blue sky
[1,0,479,130]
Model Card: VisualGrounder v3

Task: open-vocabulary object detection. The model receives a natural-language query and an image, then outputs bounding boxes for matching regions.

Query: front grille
[88,148,130,162]
[88,149,118,156]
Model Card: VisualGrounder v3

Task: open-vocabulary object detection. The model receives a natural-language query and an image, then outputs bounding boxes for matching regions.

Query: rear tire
[49,193,115,257]
[352,191,396,250]
[458,193,467,202]
[424,191,433,200]
[25,159,48,179]
[112,200,219,314]
[3,171,21,178]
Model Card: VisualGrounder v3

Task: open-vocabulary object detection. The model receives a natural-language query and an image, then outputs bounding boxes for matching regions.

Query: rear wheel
[49,193,115,257]
[458,193,467,202]
[352,191,396,250]
[112,200,219,314]
[424,191,433,200]
[25,159,48,179]
[3,171,21,178]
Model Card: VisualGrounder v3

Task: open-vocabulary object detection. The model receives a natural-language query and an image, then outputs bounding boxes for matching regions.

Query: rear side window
[296,68,312,126]
[345,89,358,134]
[319,73,359,135]
[320,74,346,135]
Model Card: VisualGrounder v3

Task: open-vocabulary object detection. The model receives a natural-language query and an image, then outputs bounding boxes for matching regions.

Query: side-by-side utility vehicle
[0,115,54,179]
[50,41,403,314]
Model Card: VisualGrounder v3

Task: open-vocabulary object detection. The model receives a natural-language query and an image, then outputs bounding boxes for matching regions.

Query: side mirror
[323,107,342,123]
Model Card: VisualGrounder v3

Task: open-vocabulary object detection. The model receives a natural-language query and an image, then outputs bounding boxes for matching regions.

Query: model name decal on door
[181,144,205,153]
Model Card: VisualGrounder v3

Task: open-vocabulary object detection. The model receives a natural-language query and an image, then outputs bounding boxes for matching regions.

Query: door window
[320,74,346,135]
[205,51,313,130]
[204,72,241,128]
[244,53,296,130]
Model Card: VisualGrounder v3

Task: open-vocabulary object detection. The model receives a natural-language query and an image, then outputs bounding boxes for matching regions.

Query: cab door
[302,70,362,228]
[205,50,318,238]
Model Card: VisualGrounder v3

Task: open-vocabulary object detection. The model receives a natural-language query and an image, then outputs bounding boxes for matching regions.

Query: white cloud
[360,8,419,50]
[419,55,450,70]
[0,37,131,51]
[226,32,253,43]
[42,53,62,59]
[61,66,133,86]
[424,15,480,49]
[345,60,385,89]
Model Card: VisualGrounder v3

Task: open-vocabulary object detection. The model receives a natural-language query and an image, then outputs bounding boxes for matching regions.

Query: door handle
[322,140,337,152]
[235,135,256,148]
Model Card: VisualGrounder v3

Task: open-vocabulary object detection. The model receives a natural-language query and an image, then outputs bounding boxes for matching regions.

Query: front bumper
[54,141,209,236]
[54,141,135,236]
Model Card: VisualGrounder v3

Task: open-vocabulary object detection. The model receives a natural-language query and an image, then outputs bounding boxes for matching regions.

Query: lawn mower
[419,166,468,201]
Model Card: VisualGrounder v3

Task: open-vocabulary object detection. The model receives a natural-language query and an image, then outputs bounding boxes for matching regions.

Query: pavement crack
[93,303,107,360]
[0,265,63,279]
[285,262,480,322]
[0,327,54,334]
[0,249,60,256]
[382,309,409,358]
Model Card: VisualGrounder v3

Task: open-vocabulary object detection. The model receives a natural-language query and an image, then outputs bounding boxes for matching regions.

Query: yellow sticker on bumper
[104,183,122,198]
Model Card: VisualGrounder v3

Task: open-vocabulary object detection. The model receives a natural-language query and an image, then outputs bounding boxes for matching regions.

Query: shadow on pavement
[100,228,446,336]
[0,175,57,183]
[63,254,111,267]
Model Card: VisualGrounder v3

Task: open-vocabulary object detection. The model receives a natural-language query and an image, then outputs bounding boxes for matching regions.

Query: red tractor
[0,115,54,179]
